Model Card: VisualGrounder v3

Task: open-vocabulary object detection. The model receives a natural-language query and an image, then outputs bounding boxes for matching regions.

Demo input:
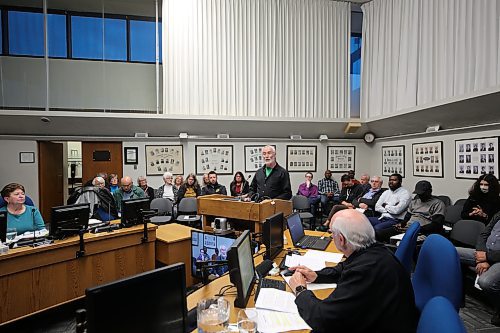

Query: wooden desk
[187,230,340,332]
[155,223,196,287]
[0,224,157,325]
[197,195,292,232]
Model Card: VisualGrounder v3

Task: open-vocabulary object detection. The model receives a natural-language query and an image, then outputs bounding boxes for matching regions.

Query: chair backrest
[412,234,462,312]
[150,198,173,215]
[177,197,198,214]
[450,219,485,248]
[76,187,101,217]
[0,195,35,208]
[453,198,467,206]
[395,222,421,273]
[444,205,463,226]
[417,296,466,333]
[436,195,452,207]
[292,195,311,211]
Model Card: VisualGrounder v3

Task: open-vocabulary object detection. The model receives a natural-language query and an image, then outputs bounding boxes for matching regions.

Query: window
[9,11,44,56]
[71,15,102,59]
[103,18,126,61]
[47,13,67,57]
[130,20,161,63]
[350,35,362,118]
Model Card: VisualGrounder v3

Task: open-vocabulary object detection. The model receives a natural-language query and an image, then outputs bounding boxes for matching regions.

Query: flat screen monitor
[262,212,284,260]
[50,203,90,239]
[85,263,187,333]
[191,230,235,279]
[121,197,150,227]
[0,211,7,242]
[228,230,256,308]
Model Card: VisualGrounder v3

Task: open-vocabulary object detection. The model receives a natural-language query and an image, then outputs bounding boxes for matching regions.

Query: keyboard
[299,235,319,248]
[261,278,286,291]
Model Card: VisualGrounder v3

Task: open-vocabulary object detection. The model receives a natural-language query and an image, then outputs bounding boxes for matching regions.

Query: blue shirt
[0,206,45,234]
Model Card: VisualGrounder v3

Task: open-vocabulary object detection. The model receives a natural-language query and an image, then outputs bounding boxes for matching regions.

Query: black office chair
[175,198,202,229]
[292,195,315,230]
[149,198,173,225]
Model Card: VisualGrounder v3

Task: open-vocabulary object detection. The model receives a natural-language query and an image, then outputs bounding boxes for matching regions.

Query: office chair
[449,219,485,248]
[436,195,452,207]
[175,198,202,229]
[0,195,35,208]
[149,198,173,225]
[417,296,466,333]
[444,205,463,227]
[453,198,467,207]
[292,195,315,230]
[412,234,462,312]
[394,222,421,274]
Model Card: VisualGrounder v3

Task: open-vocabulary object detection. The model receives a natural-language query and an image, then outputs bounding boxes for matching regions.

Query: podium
[197,195,293,232]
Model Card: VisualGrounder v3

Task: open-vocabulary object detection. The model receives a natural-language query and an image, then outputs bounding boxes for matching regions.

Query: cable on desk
[216,284,236,297]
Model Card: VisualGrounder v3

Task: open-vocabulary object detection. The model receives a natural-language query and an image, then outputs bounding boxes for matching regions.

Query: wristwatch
[295,285,307,296]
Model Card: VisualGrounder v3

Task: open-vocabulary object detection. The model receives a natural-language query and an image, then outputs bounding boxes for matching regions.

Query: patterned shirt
[317,178,340,196]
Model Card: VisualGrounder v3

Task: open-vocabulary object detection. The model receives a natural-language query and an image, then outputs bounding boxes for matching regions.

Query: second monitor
[262,212,284,260]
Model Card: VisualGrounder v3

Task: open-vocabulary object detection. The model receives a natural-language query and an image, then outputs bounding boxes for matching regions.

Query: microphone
[32,207,36,247]
[247,174,252,180]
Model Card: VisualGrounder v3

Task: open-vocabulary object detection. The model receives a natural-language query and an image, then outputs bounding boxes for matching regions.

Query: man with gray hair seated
[288,210,418,332]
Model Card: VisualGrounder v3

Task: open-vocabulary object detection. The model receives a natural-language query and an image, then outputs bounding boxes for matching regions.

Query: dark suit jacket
[338,183,364,204]
[352,188,386,216]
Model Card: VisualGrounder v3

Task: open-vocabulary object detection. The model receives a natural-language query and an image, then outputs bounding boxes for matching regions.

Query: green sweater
[0,206,45,234]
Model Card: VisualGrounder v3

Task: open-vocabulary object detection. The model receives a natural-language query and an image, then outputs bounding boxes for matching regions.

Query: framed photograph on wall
[412,141,443,178]
[382,146,405,177]
[327,146,355,172]
[19,152,35,163]
[145,145,184,176]
[244,145,276,172]
[195,145,233,175]
[286,146,317,172]
[124,147,138,165]
[455,137,499,179]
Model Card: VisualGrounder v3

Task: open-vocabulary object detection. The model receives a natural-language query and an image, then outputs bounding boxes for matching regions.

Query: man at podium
[246,145,292,201]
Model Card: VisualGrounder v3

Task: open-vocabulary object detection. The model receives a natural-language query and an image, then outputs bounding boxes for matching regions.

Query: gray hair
[137,176,146,183]
[92,176,105,186]
[263,145,276,154]
[330,210,375,252]
[163,172,173,180]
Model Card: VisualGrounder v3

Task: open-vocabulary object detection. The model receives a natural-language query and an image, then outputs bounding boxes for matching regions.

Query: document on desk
[302,250,344,265]
[252,308,312,333]
[281,275,337,291]
[255,288,299,314]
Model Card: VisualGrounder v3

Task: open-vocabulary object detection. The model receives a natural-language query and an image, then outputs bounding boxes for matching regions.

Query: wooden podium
[197,195,292,232]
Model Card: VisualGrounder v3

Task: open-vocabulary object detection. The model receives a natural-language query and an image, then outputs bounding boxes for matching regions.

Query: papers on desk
[6,228,50,245]
[88,218,102,225]
[284,250,343,271]
[255,288,299,314]
[281,275,337,291]
[251,308,312,333]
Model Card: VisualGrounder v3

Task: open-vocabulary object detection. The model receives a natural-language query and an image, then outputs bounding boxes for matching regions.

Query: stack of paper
[284,250,343,271]
[281,274,337,291]
[252,308,312,333]
[255,288,298,314]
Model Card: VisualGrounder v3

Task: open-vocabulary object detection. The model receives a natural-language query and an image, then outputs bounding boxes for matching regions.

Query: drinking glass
[6,228,17,242]
[237,309,258,333]
[197,297,230,333]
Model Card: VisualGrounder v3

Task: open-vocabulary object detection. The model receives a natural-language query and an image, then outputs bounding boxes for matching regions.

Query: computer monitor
[262,212,284,260]
[85,263,187,333]
[0,211,7,242]
[121,197,150,227]
[191,230,235,279]
[228,230,256,308]
[50,203,90,239]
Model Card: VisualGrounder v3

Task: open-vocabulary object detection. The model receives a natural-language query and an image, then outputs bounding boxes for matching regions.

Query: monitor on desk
[0,211,6,242]
[50,203,90,239]
[228,230,256,308]
[191,230,235,279]
[121,197,150,227]
[85,263,187,333]
[262,212,284,260]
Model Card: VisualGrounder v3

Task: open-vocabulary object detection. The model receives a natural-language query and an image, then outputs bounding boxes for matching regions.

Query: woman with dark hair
[461,174,500,224]
[230,171,249,196]
[107,173,119,194]
[0,183,45,234]
[176,173,202,204]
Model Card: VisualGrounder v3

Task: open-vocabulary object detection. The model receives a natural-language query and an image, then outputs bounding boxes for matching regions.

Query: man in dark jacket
[456,211,500,326]
[289,209,418,333]
[246,145,292,201]
[201,171,227,196]
[351,175,385,217]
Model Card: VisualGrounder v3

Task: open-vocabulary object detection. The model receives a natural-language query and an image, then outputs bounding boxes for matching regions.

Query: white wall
[0,140,39,205]
[370,126,500,203]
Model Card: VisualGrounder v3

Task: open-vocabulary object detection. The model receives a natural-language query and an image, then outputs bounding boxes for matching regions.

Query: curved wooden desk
[0,224,157,325]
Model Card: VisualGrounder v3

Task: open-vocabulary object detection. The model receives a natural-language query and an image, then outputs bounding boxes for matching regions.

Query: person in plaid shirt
[317,170,340,216]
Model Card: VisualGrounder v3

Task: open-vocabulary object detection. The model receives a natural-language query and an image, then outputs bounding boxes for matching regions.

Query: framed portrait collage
[145,145,184,176]
[286,146,317,172]
[382,146,405,177]
[195,145,234,175]
[327,146,355,172]
[412,142,443,178]
[455,137,498,179]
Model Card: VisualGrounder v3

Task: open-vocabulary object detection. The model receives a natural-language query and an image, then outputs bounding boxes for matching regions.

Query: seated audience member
[174,175,184,192]
[84,172,108,187]
[92,176,106,189]
[341,170,360,189]
[230,171,250,196]
[69,177,118,221]
[297,172,320,221]
[201,173,210,190]
[461,174,500,225]
[197,248,210,261]
[351,176,385,217]
[368,173,411,232]
[113,176,145,212]
[359,173,371,191]
[317,170,340,215]
[202,171,228,196]
[376,180,446,242]
[107,173,119,194]
[156,172,176,202]
[456,211,500,326]
[338,174,364,208]
[0,183,45,234]
[137,176,155,202]
[176,173,202,204]
[289,210,418,332]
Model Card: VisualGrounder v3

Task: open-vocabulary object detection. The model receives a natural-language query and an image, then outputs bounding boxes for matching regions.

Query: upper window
[130,20,162,63]
[47,13,67,57]
[9,11,44,56]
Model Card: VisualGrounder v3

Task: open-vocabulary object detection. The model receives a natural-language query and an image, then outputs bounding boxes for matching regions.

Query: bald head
[120,176,133,193]
[330,209,375,253]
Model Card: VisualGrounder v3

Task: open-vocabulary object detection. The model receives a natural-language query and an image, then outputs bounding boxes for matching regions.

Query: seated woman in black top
[461,174,500,224]
[229,171,249,197]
